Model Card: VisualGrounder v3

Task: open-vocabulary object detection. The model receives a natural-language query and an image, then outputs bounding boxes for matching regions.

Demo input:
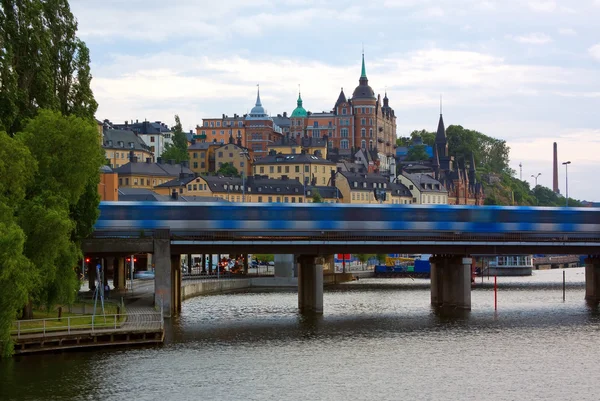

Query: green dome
[290,93,307,118]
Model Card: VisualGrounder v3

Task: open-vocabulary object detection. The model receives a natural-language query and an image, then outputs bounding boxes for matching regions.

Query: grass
[11,302,127,335]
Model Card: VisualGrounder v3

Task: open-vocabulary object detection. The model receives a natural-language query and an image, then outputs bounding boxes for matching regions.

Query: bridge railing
[10,312,163,339]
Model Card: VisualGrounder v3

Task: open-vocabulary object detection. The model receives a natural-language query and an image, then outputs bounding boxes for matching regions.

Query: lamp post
[531,173,541,187]
[562,161,571,207]
[239,150,249,202]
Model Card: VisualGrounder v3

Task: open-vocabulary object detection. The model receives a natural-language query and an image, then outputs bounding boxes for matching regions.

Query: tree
[217,162,240,177]
[405,145,430,161]
[0,0,97,135]
[356,254,370,269]
[160,115,189,163]
[311,189,323,203]
[15,111,104,317]
[410,130,435,147]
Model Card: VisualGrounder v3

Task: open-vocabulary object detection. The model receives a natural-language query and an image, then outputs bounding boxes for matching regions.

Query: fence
[10,311,163,339]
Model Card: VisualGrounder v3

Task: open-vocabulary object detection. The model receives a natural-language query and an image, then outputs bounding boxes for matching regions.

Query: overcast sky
[72,0,600,201]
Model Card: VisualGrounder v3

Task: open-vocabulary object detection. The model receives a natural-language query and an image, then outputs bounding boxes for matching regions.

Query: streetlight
[239,150,249,202]
[531,173,541,187]
[562,161,571,207]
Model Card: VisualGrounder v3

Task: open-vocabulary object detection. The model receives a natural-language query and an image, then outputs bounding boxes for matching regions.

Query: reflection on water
[2,268,599,401]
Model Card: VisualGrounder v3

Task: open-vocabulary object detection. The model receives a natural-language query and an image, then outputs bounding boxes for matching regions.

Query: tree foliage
[405,145,430,162]
[446,125,510,174]
[160,115,189,163]
[217,162,240,177]
[0,0,97,134]
[311,189,323,203]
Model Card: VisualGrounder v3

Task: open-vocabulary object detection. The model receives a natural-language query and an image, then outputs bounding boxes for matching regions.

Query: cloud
[558,28,576,36]
[528,1,556,12]
[508,33,552,45]
[589,44,600,61]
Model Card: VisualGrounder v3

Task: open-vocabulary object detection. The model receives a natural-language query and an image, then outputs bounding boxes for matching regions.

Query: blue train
[94,201,600,238]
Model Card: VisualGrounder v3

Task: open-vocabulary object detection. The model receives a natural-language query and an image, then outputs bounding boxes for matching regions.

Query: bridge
[82,202,600,316]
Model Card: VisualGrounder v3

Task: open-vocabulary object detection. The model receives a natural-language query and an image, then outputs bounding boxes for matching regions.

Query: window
[134,178,138,185]
[369,128,373,138]
[268,196,273,202]
[369,140,374,150]
[125,178,129,185]
[258,196,263,202]
[313,121,318,128]
[119,178,122,186]
[277,197,281,203]
[238,121,243,127]
[217,121,221,127]
[116,153,119,159]
[150,136,155,143]
[188,184,192,191]
[361,140,366,149]
[304,165,309,172]
[204,122,208,127]
[269,166,274,173]
[295,166,300,173]
[218,152,223,157]
[210,122,214,127]
[201,153,205,158]
[361,118,366,125]
[284,197,289,202]
[220,131,224,135]
[369,118,373,125]
[260,167,264,173]
[212,130,216,135]
[201,162,205,168]
[193,153,198,158]
[341,128,349,138]
[361,128,366,137]
[277,166,282,173]
[285,166,290,173]
[202,130,205,135]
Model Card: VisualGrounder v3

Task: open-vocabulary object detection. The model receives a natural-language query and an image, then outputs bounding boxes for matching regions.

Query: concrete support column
[297,255,324,314]
[208,254,213,274]
[585,257,600,303]
[154,231,174,317]
[202,254,206,273]
[147,253,153,271]
[106,257,115,287]
[429,255,472,310]
[244,255,249,275]
[187,254,192,273]
[171,254,182,314]
[275,254,295,278]
[115,257,126,290]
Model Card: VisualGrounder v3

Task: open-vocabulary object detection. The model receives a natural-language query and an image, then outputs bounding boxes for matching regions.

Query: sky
[71,0,600,201]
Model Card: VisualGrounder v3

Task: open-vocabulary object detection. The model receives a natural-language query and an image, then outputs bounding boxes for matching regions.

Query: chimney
[129,150,134,161]
[283,111,287,118]
[146,158,151,163]
[157,157,162,164]
[330,170,336,187]
[553,142,559,193]
[171,189,178,200]
[168,159,175,165]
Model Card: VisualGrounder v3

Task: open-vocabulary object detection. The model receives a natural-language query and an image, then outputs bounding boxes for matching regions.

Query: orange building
[98,165,119,201]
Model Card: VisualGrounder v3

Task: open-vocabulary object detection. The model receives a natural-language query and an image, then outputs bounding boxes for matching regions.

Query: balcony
[193,134,206,140]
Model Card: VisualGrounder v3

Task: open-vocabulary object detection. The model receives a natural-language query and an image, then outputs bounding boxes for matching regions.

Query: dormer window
[363,182,367,188]
[354,182,357,188]
[383,183,387,188]
[119,141,124,148]
[258,187,262,192]
[129,142,134,149]
[276,188,281,192]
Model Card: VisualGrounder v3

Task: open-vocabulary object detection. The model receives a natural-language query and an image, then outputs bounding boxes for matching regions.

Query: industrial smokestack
[553,142,559,194]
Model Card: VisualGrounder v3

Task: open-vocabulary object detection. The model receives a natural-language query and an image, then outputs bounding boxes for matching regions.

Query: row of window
[422,195,446,204]
[350,192,411,203]
[256,165,333,174]
[118,177,166,186]
[204,121,244,128]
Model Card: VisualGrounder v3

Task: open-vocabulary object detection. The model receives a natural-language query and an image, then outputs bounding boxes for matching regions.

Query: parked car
[268,261,275,267]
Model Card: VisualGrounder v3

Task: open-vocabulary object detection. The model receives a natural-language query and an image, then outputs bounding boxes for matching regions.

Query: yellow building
[187,141,221,175]
[113,158,193,189]
[155,174,342,203]
[253,150,336,186]
[102,128,154,169]
[215,141,252,177]
[268,135,328,159]
[335,171,412,204]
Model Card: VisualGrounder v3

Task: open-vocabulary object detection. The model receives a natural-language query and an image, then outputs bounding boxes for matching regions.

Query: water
[2,268,599,401]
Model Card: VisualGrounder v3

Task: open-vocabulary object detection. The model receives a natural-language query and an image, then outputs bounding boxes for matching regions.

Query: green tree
[396,136,411,147]
[160,115,189,163]
[410,130,435,147]
[0,0,97,135]
[16,110,104,316]
[356,254,370,269]
[0,131,36,356]
[311,189,323,203]
[405,145,430,161]
[217,162,240,177]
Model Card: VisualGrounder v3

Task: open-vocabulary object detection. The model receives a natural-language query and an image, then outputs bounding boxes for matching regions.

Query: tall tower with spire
[245,85,282,158]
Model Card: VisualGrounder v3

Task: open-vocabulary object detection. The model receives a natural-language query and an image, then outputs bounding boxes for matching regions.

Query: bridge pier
[154,232,181,317]
[430,255,472,310]
[274,254,296,278]
[585,257,600,303]
[298,255,324,314]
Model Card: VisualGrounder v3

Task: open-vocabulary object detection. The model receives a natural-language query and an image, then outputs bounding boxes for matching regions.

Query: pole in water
[563,270,566,302]
[494,275,498,311]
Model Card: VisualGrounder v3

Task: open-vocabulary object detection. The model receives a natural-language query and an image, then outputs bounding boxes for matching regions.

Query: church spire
[255,84,262,106]
[361,51,367,78]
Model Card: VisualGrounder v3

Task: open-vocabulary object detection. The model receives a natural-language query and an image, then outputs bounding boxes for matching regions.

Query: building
[187,141,221,175]
[245,86,284,158]
[112,157,193,189]
[112,120,173,159]
[102,127,154,169]
[253,150,336,186]
[396,172,448,205]
[328,55,397,170]
[196,114,246,146]
[214,139,252,177]
[335,171,411,204]
[268,135,329,159]
[98,165,119,201]
[155,174,340,203]
[431,113,484,205]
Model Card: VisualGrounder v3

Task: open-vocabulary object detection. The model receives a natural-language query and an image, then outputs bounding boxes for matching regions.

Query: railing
[10,312,163,339]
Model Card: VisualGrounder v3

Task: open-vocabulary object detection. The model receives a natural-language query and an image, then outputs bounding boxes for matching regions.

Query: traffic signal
[85,258,90,263]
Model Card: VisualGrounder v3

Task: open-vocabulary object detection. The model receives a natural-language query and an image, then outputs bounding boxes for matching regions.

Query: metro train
[93,201,600,239]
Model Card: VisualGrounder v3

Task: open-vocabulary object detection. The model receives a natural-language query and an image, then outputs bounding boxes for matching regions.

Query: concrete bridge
[82,203,600,316]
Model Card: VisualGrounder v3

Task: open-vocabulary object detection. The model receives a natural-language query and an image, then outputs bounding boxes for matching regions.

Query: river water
[2,268,600,401]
